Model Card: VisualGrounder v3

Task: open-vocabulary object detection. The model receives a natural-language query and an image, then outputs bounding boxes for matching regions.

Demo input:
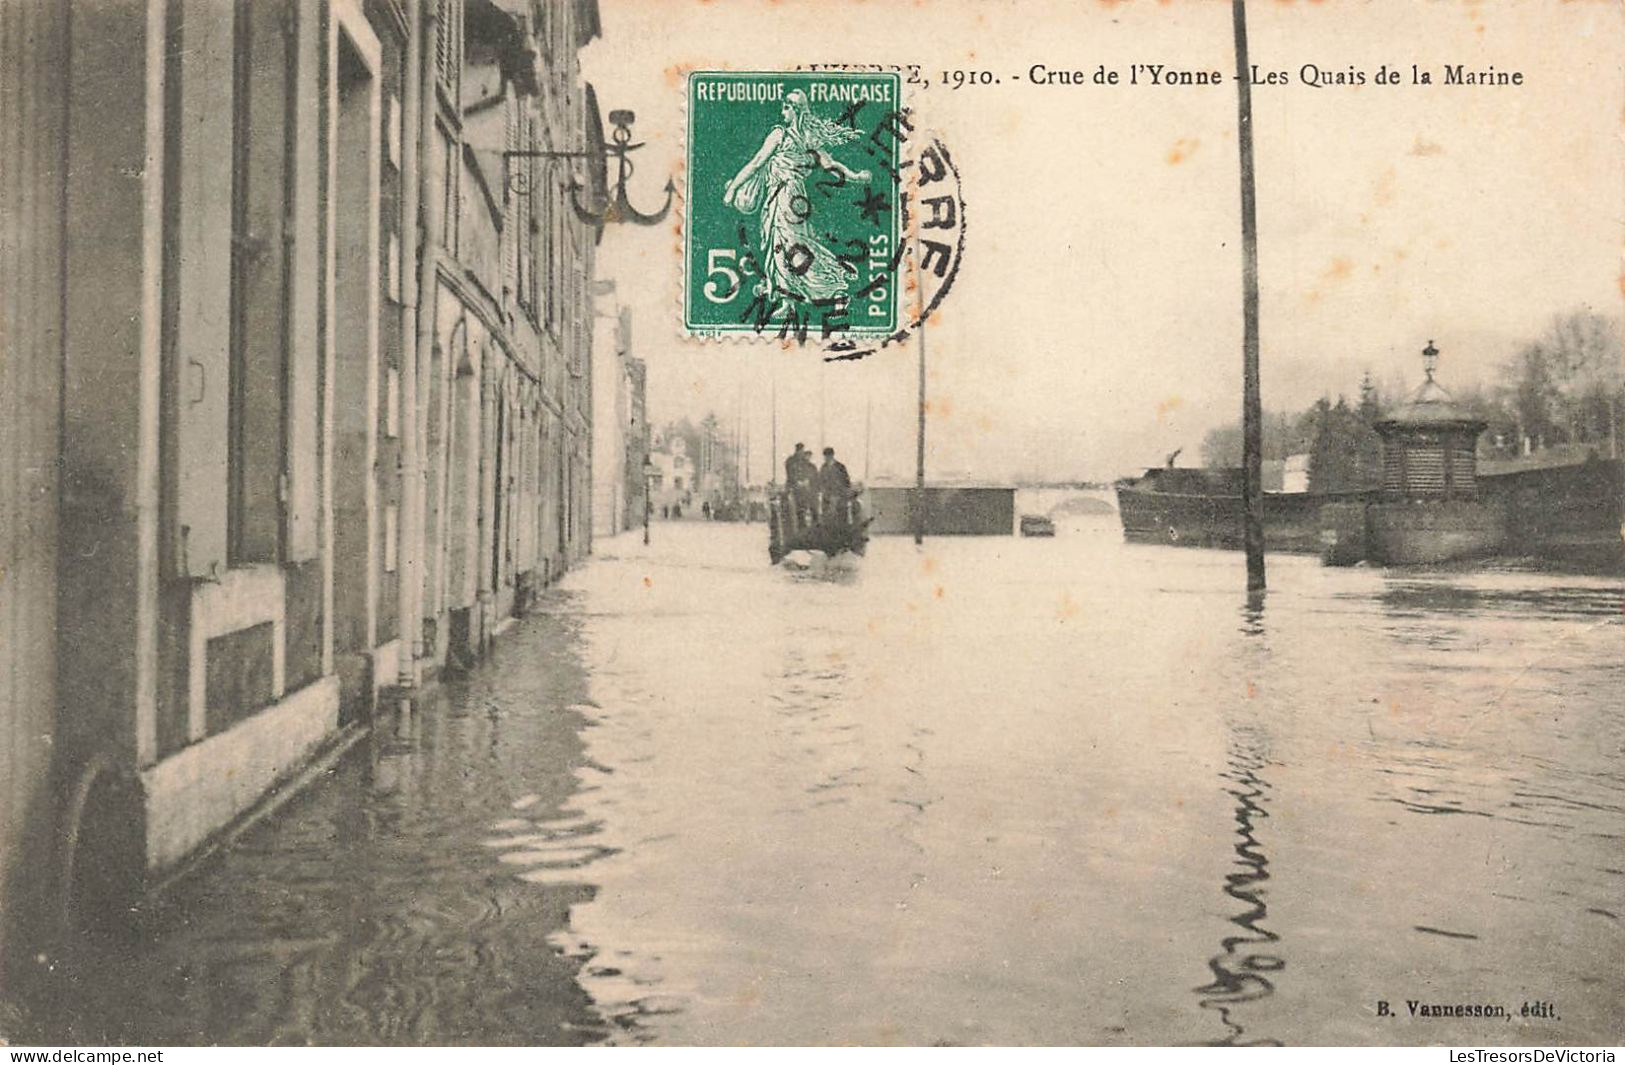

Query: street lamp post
[643,457,655,546]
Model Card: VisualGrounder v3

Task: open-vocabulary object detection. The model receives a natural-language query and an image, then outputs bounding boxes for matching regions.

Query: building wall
[0,0,604,979]
[625,359,650,530]
[0,0,69,973]
[420,0,600,660]
[651,437,695,513]
[592,298,633,538]
[56,0,171,925]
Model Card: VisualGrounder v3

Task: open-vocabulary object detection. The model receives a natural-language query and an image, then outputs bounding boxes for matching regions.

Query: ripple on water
[17,522,1623,1046]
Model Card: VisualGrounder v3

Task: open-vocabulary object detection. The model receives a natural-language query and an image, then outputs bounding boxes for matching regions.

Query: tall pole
[818,371,826,447]
[1232,0,1266,591]
[914,224,927,546]
[864,394,872,483]
[770,372,778,480]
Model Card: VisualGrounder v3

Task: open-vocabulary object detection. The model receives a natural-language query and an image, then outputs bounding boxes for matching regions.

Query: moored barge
[1118,343,1623,570]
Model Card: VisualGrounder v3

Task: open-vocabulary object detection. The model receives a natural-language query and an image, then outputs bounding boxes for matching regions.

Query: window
[384,505,398,572]
[172,0,236,577]
[385,93,400,169]
[435,0,462,102]
[385,367,400,438]
[228,0,294,565]
[541,142,558,334]
[168,0,321,570]
[386,232,401,303]
[438,124,459,254]
[516,117,536,320]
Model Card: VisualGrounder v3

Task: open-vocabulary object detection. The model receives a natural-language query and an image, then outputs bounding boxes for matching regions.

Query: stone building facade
[591,290,648,539]
[0,0,603,983]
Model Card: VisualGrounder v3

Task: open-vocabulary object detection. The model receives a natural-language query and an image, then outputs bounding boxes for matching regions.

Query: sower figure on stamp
[723,90,872,319]
[785,443,818,530]
[818,447,852,528]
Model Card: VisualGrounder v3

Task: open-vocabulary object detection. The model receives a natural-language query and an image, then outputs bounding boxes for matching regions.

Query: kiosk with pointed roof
[1365,341,1507,564]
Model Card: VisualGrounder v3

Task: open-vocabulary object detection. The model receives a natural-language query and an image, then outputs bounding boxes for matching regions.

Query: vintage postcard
[0,0,1620,1051]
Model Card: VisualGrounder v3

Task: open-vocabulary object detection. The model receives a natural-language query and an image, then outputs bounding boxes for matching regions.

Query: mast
[818,369,827,447]
[864,394,872,483]
[1232,0,1265,591]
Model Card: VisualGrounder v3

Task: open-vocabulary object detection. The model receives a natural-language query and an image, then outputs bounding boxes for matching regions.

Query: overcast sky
[582,0,1621,483]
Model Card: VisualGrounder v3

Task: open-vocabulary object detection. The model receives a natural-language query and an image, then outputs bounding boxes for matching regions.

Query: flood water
[18,509,1625,1045]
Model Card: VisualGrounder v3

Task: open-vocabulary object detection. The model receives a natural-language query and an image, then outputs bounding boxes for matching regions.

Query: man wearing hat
[817,446,852,526]
[784,443,818,528]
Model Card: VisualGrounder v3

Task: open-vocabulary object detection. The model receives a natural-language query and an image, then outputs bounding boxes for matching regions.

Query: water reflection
[1193,593,1282,1046]
[23,607,612,1045]
[1195,724,1282,1047]
[1240,588,1267,636]
[1373,579,1621,621]
[14,519,1623,1046]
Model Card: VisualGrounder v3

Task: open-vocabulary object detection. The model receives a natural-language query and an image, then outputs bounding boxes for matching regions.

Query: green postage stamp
[685,71,904,340]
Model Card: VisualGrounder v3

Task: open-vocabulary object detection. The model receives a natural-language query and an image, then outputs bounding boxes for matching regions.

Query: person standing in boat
[818,447,852,526]
[785,443,818,528]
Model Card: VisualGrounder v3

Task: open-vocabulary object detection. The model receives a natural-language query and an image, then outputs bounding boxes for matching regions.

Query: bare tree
[1546,311,1623,456]
[1506,311,1623,456]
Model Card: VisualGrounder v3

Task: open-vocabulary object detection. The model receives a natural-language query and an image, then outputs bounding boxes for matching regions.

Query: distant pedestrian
[702,500,712,520]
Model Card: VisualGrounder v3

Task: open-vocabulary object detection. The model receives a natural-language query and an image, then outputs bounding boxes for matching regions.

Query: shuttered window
[435,0,462,102]
[171,0,318,573]
[516,116,536,320]
[172,0,236,578]
[1450,447,1477,493]
[439,124,459,254]
[542,151,558,334]
[230,0,293,565]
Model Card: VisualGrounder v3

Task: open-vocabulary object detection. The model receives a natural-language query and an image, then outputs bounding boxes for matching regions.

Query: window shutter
[436,0,461,101]
[172,0,235,578]
[434,1,449,86]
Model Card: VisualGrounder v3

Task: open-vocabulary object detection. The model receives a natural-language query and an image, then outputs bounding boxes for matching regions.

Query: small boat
[1019,514,1056,537]
[768,489,871,565]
